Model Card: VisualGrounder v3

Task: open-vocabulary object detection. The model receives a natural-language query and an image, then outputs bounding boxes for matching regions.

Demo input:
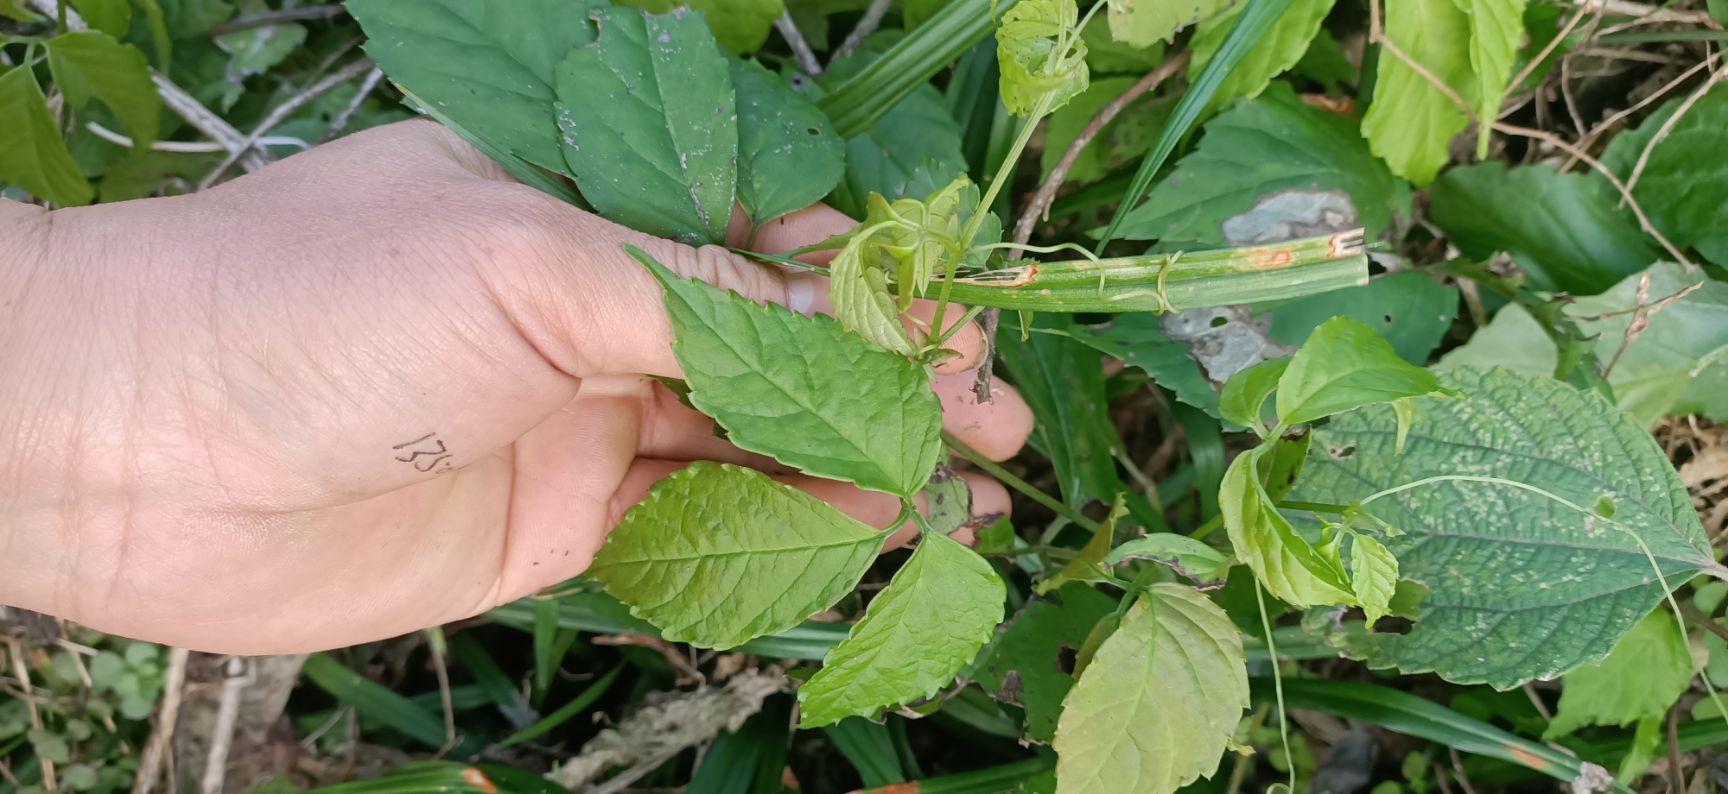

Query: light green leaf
[1545,610,1692,739]
[1035,496,1126,595]
[1052,584,1248,794]
[1107,0,1233,48]
[1105,534,1231,587]
[732,59,844,224]
[972,584,1117,742]
[46,32,160,153]
[70,0,130,37]
[1276,317,1444,426]
[589,462,883,649]
[0,67,92,206]
[0,0,40,22]
[633,247,944,496]
[1222,447,1353,607]
[349,0,604,177]
[1567,262,1728,426]
[1454,0,1525,157]
[1081,12,1165,73]
[1039,75,1172,184]
[1296,367,1719,687]
[1065,316,1217,416]
[829,225,917,354]
[1347,532,1398,624]
[1361,0,1474,185]
[1219,357,1289,430]
[1601,83,1728,267]
[555,7,737,245]
[1188,0,1335,109]
[1434,304,1556,377]
[1430,162,1658,294]
[996,0,1089,116]
[1267,272,1460,365]
[1616,716,1664,785]
[1115,84,1404,245]
[798,532,1004,726]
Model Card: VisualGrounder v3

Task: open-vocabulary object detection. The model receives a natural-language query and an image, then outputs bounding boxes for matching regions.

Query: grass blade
[1093,0,1299,251]
[496,665,622,748]
[823,718,906,787]
[488,591,851,660]
[300,654,448,749]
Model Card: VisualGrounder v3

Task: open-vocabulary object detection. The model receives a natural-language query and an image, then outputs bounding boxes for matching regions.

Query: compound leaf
[1052,584,1248,794]
[1544,609,1692,739]
[45,31,159,152]
[556,7,737,245]
[798,533,1004,726]
[1296,367,1718,688]
[588,462,882,649]
[1267,272,1460,365]
[0,66,91,206]
[732,59,844,224]
[1361,0,1473,185]
[632,247,943,496]
[1276,317,1444,426]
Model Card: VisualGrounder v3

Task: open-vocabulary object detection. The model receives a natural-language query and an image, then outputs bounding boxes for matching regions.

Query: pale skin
[0,120,1034,655]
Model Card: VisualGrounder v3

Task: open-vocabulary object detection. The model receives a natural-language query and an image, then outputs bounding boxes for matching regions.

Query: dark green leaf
[1297,367,1719,687]
[1065,316,1216,416]
[732,59,844,224]
[687,695,792,794]
[1276,316,1443,426]
[798,533,1004,726]
[1187,0,1335,108]
[46,31,160,153]
[1430,161,1659,294]
[0,66,92,206]
[69,0,129,36]
[555,7,736,245]
[588,462,882,649]
[1544,610,1690,739]
[817,0,1015,138]
[1267,272,1460,364]
[1040,76,1172,186]
[822,47,968,217]
[301,654,448,748]
[972,583,1117,742]
[635,247,943,495]
[1601,83,1728,266]
[995,317,1122,506]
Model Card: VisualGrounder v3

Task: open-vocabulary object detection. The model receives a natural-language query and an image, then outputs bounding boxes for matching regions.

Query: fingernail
[786,277,815,316]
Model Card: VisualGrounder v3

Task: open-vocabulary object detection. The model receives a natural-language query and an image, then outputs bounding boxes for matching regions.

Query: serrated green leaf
[1066,315,1218,417]
[972,583,1118,742]
[1222,447,1353,607]
[1601,83,1728,267]
[1567,262,1728,426]
[732,59,844,224]
[1454,0,1525,157]
[1544,610,1692,739]
[0,67,92,206]
[1219,357,1289,430]
[1276,317,1444,426]
[1115,84,1403,245]
[798,532,1004,726]
[1361,0,1473,185]
[589,462,883,649]
[996,0,1089,116]
[632,247,943,496]
[46,32,160,153]
[1052,584,1248,794]
[1347,532,1398,624]
[70,0,129,36]
[349,0,604,178]
[1296,367,1718,687]
[827,212,917,355]
[1430,161,1658,294]
[555,7,736,245]
[1188,0,1335,109]
[1105,534,1231,587]
[1107,0,1233,48]
[1267,272,1460,365]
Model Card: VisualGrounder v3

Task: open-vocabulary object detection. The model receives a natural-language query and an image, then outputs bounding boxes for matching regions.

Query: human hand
[0,120,1032,654]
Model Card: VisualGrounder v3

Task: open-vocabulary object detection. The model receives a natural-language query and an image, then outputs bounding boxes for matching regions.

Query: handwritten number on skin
[393,433,453,473]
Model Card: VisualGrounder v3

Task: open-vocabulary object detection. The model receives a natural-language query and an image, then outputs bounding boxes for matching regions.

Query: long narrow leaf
[1094,0,1299,251]
[300,654,448,749]
[496,665,622,748]
[824,718,906,787]
[818,0,1019,137]
[860,756,1056,794]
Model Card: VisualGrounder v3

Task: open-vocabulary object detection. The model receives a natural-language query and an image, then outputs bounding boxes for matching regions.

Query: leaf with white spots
[1296,367,1719,688]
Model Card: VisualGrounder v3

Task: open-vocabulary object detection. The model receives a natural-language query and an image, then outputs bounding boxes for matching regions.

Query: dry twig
[321,66,387,142]
[210,5,346,35]
[835,0,893,62]
[1563,51,1723,171]
[775,11,824,76]
[5,639,54,791]
[132,647,191,794]
[199,58,377,189]
[1623,64,1728,197]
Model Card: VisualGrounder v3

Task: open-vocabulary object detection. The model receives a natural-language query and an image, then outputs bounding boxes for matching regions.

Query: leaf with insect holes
[45,31,160,153]
[1455,0,1526,157]
[555,6,736,245]
[1188,0,1335,109]
[349,0,605,179]
[1361,0,1473,185]
[732,59,844,224]
[1347,532,1398,624]
[587,462,883,649]
[798,533,1004,726]
[972,583,1118,742]
[1219,357,1289,430]
[1276,317,1445,426]
[1296,367,1719,687]
[1222,447,1354,607]
[1052,584,1248,794]
[997,0,1090,116]
[1107,0,1234,48]
[0,66,91,206]
[1106,534,1231,588]
[631,246,943,496]
[1544,610,1692,739]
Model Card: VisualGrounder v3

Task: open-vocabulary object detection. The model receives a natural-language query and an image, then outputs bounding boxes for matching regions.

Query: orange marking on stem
[460,768,497,793]
[1504,744,1551,771]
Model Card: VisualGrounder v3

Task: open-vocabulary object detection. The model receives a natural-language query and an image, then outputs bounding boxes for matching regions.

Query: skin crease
[0,120,1034,655]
